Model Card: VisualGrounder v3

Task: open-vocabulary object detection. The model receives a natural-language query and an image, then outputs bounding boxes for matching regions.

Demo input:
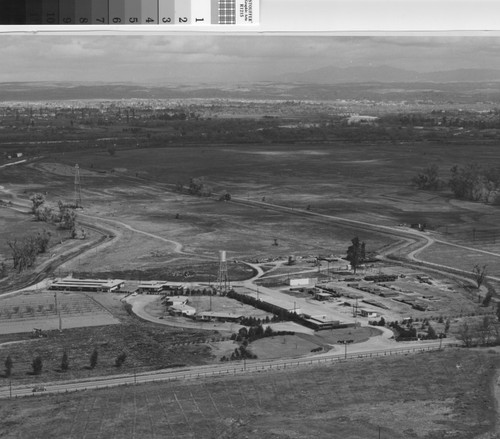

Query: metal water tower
[217,250,229,294]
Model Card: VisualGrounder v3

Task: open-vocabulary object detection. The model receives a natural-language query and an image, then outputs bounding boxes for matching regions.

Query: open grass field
[0,348,497,439]
[2,139,500,285]
[48,141,500,228]
[418,242,500,279]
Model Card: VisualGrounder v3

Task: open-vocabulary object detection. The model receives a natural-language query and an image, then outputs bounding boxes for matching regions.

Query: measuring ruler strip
[0,0,258,25]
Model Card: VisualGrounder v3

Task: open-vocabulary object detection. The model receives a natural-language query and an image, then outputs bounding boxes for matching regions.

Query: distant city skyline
[1,35,500,84]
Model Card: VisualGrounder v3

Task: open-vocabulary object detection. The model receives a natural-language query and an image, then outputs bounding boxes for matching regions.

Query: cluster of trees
[386,319,444,341]
[30,194,78,234]
[220,345,256,362]
[7,230,51,272]
[175,177,214,197]
[412,164,442,191]
[458,315,500,347]
[222,325,295,362]
[2,348,127,377]
[239,315,277,327]
[413,164,500,204]
[230,324,293,343]
[382,111,500,130]
[187,177,212,197]
[368,317,386,327]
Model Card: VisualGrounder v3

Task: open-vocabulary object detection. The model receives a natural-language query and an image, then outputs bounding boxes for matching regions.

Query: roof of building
[198,311,243,319]
[51,278,124,288]
[315,292,332,298]
[308,315,340,324]
[169,304,196,314]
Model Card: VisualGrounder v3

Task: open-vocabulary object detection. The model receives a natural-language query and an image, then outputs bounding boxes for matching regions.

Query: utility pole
[339,340,353,359]
[74,164,82,208]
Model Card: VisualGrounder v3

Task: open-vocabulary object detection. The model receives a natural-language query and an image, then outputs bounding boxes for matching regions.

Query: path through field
[231,195,500,282]
[79,212,217,261]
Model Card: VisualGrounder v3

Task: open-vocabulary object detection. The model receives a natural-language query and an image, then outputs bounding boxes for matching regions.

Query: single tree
[457,320,474,347]
[0,261,8,279]
[35,230,51,253]
[30,193,46,214]
[427,325,438,339]
[477,316,493,346]
[32,356,43,375]
[444,318,451,333]
[472,264,487,289]
[482,291,493,307]
[59,208,77,231]
[89,349,98,370]
[107,144,116,156]
[61,351,69,371]
[483,167,500,203]
[346,236,365,274]
[412,164,441,190]
[4,355,13,377]
[115,352,127,368]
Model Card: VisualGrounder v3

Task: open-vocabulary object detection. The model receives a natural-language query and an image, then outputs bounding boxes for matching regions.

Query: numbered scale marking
[0,0,258,25]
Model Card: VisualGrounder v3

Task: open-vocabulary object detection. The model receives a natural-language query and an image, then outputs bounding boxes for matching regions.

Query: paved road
[232,196,500,282]
[0,338,456,400]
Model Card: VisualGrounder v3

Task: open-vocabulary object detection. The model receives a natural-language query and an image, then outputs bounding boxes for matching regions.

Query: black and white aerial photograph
[1,34,500,438]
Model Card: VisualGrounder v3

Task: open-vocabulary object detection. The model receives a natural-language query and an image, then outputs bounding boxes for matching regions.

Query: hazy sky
[1,35,500,84]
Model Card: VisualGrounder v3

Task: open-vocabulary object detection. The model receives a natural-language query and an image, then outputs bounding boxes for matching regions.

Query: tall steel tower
[217,250,229,294]
[74,164,82,208]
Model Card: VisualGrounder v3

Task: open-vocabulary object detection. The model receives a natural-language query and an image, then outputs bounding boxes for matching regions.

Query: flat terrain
[2,141,500,286]
[0,291,120,335]
[0,294,218,384]
[0,349,497,439]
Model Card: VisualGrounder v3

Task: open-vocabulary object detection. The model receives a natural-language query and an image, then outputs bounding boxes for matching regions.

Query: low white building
[168,304,196,317]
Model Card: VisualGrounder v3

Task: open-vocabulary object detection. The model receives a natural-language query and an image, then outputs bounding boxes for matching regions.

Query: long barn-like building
[49,277,125,293]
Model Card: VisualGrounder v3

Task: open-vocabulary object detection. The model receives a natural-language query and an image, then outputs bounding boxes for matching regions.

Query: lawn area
[249,334,321,359]
[0,348,497,438]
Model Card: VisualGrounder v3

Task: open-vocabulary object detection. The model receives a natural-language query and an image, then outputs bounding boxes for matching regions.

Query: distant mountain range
[282,65,500,84]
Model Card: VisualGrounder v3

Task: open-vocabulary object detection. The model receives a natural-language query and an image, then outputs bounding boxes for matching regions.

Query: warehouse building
[49,277,124,292]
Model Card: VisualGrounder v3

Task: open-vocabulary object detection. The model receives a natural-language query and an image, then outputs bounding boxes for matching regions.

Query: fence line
[8,343,458,399]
